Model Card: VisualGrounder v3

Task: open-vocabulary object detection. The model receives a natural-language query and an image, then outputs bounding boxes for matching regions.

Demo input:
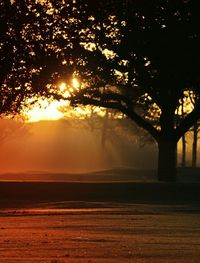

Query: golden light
[58,82,70,98]
[25,99,68,122]
[62,60,67,65]
[59,82,67,92]
[25,78,81,122]
[72,78,80,89]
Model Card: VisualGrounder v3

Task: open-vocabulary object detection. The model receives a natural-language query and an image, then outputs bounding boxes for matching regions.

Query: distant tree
[178,90,200,168]
[192,122,198,167]
[188,92,200,167]
[179,97,187,168]
[60,103,153,149]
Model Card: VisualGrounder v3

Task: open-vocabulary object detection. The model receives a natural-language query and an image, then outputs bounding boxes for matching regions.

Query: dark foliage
[1,0,200,180]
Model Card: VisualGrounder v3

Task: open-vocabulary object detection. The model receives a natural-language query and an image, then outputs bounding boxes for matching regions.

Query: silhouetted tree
[180,98,187,168]
[188,92,200,167]
[4,1,200,181]
[192,123,198,167]
[0,1,21,115]
[64,0,200,181]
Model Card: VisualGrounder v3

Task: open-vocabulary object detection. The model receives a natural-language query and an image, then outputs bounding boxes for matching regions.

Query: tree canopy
[67,0,200,141]
[1,0,200,181]
[67,0,200,181]
[0,0,70,115]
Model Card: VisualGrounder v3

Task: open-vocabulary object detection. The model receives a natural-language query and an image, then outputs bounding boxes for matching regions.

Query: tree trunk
[157,140,177,182]
[192,123,198,167]
[180,98,186,167]
[181,134,186,167]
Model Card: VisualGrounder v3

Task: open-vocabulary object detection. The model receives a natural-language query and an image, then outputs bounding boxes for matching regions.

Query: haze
[0,118,157,175]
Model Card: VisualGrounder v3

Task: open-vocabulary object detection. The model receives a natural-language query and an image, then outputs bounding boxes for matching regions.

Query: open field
[0,201,200,263]
[0,170,200,262]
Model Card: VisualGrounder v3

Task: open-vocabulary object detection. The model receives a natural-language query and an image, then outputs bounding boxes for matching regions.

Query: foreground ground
[0,176,200,262]
[0,201,200,263]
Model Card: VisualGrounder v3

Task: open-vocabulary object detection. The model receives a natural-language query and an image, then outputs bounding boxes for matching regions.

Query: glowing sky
[25,79,80,122]
[26,99,67,122]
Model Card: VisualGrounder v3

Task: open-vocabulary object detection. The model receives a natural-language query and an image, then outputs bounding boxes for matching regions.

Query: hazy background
[0,119,157,174]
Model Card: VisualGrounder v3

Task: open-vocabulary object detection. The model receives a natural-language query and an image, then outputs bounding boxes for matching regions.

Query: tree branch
[123,106,160,141]
[175,100,200,141]
[68,93,160,141]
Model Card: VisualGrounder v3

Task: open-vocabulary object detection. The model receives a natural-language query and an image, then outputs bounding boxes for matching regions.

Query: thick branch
[123,106,160,141]
[69,93,160,141]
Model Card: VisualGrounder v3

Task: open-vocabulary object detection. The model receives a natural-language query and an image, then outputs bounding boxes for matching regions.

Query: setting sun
[25,99,67,122]
[72,78,80,89]
[25,78,81,122]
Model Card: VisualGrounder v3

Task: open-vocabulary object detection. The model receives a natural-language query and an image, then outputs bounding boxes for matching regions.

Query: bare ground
[0,174,200,263]
[0,201,200,263]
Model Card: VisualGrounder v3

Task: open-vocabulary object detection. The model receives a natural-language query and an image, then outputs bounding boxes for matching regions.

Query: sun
[25,99,67,122]
[72,78,80,89]
[25,78,80,122]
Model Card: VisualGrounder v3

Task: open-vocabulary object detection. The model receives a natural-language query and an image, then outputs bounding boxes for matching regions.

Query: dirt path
[0,202,200,262]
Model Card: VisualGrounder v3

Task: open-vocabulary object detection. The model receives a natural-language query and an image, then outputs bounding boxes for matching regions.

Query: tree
[179,90,200,168]
[60,102,153,150]
[0,1,35,115]
[188,92,200,167]
[4,1,200,181]
[64,0,200,181]
[178,97,187,168]
[0,0,21,115]
[0,0,65,117]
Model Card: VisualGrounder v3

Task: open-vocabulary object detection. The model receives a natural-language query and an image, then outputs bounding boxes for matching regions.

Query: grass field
[0,169,200,262]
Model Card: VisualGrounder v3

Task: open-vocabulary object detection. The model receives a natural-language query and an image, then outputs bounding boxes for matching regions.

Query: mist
[0,118,158,174]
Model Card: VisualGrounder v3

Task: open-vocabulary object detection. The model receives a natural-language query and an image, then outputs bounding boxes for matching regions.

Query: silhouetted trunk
[181,134,186,167]
[192,123,198,167]
[157,140,177,181]
[180,98,186,167]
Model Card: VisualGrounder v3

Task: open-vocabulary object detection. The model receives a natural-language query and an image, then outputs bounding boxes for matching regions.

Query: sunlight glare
[72,78,80,89]
[26,99,67,122]
[25,78,81,122]
[59,82,67,92]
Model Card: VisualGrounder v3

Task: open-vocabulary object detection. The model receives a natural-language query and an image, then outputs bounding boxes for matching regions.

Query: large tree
[3,1,200,181]
[62,0,200,181]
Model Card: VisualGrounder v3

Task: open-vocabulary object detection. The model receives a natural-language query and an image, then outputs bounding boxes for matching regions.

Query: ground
[0,170,200,262]
[0,201,200,263]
